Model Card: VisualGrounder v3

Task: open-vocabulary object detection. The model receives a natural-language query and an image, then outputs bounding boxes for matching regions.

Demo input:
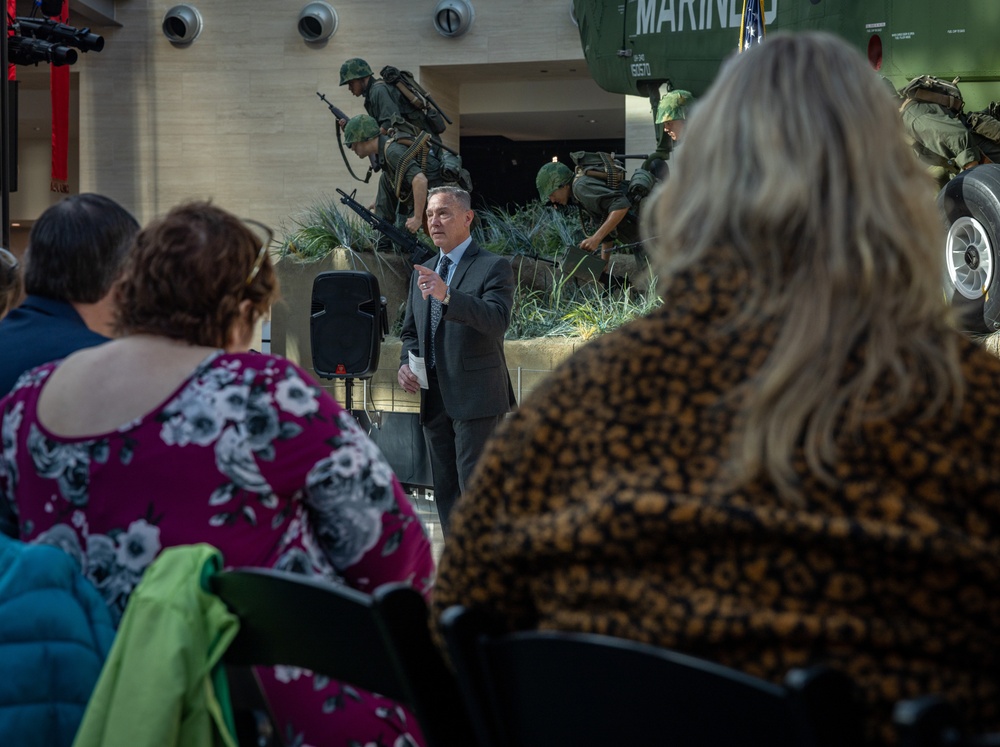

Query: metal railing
[321,366,557,414]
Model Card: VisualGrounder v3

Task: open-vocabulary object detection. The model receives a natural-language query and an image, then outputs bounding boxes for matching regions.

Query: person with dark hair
[436,32,1000,744]
[0,247,21,320]
[0,193,139,396]
[0,201,433,747]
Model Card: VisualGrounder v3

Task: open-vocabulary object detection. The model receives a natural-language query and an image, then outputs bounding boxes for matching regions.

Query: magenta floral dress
[0,351,434,747]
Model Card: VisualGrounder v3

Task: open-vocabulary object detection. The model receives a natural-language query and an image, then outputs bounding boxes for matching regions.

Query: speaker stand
[343,377,355,411]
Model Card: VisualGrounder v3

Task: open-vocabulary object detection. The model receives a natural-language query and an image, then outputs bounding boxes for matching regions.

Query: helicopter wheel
[938,164,1000,335]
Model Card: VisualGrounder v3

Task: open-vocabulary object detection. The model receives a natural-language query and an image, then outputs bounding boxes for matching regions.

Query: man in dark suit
[398,186,515,533]
[0,194,139,397]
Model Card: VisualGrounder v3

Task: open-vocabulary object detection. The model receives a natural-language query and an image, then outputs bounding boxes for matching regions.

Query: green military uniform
[341,59,444,223]
[340,57,440,141]
[535,160,646,267]
[363,78,439,138]
[900,100,982,186]
[571,175,641,246]
[375,132,449,222]
[896,77,1000,187]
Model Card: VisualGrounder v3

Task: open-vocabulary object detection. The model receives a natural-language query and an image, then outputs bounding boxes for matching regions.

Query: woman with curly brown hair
[0,201,433,747]
[434,32,1000,743]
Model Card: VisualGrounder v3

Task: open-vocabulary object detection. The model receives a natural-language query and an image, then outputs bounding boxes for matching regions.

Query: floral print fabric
[0,351,433,747]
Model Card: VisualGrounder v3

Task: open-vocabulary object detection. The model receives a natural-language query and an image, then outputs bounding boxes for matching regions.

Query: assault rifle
[316,91,379,183]
[337,188,436,266]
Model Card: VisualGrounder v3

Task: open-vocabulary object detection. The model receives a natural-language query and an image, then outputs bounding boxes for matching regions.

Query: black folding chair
[894,695,1000,747]
[440,604,864,747]
[210,569,475,747]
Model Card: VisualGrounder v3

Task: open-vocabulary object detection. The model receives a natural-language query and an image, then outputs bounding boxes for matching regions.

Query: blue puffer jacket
[0,533,115,747]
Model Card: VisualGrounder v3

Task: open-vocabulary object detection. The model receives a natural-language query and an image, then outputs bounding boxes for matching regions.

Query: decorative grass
[280,194,379,261]
[280,196,662,340]
[508,264,661,341]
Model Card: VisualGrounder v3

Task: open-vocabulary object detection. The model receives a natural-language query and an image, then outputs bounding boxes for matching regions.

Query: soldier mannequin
[344,114,449,233]
[900,100,1000,187]
[339,57,440,139]
[645,89,694,180]
[535,91,692,266]
[339,61,446,233]
[537,161,643,265]
[657,90,692,145]
[892,78,1000,187]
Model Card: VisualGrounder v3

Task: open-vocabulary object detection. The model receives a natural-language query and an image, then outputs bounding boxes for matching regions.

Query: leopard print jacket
[433,266,1000,744]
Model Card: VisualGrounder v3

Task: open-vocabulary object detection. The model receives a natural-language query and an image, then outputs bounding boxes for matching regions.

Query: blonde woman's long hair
[644,31,965,501]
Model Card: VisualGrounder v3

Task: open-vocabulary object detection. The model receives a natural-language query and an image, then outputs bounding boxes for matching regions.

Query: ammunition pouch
[384,131,433,200]
[387,114,420,137]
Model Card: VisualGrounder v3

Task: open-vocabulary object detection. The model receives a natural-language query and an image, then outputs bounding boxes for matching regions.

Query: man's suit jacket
[400,240,516,421]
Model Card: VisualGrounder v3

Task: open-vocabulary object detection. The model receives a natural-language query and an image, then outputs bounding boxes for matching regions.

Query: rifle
[337,188,436,266]
[316,91,379,183]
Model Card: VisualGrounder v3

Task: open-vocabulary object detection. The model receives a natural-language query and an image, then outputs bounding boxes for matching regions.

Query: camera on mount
[8,36,77,67]
[8,16,105,67]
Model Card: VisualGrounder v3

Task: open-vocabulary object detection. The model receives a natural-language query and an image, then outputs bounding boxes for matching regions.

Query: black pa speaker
[310,271,387,379]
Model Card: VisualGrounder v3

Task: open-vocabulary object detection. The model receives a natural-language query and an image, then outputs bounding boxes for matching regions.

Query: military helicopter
[572,0,1000,333]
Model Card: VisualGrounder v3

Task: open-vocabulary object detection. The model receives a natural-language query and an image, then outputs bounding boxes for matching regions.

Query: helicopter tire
[938,164,1000,335]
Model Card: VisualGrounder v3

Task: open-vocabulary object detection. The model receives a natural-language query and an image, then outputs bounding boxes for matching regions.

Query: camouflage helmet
[339,57,373,86]
[535,161,573,201]
[343,114,380,145]
[655,89,694,124]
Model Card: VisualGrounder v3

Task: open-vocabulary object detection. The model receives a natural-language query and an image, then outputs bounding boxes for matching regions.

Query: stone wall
[59,0,615,228]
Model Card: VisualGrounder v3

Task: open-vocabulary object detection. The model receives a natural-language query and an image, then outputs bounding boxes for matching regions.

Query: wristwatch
[442,286,451,305]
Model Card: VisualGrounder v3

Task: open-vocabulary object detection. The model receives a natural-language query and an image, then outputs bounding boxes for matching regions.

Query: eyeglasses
[243,219,274,286]
[0,247,18,270]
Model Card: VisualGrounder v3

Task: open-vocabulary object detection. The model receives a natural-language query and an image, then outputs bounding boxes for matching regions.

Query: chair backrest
[440,605,863,747]
[211,569,475,747]
[894,695,1000,747]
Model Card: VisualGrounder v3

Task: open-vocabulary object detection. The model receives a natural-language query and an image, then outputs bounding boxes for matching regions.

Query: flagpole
[1,7,10,250]
[739,0,749,52]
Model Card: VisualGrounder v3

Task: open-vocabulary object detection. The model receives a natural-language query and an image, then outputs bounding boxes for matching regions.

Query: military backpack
[380,65,448,135]
[899,76,1000,146]
[899,75,964,114]
[571,150,655,205]
[570,151,627,188]
[382,126,472,198]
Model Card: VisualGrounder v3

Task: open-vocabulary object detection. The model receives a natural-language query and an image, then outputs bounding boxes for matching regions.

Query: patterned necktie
[429,255,452,368]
